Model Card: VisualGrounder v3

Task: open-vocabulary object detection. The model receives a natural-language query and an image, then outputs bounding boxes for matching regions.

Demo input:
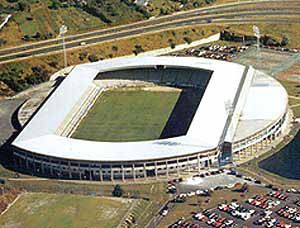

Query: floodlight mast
[60,25,68,69]
[253,25,261,69]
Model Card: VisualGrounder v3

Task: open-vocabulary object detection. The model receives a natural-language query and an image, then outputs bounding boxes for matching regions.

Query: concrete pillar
[237,150,241,160]
[25,153,29,169]
[50,159,53,176]
[68,161,72,179]
[121,165,125,182]
[197,154,201,173]
[251,145,255,156]
[110,165,114,181]
[59,160,63,178]
[32,156,36,172]
[89,164,92,180]
[155,161,158,179]
[41,159,44,174]
[78,163,82,180]
[177,159,180,177]
[132,164,136,181]
[143,163,147,179]
[187,157,190,174]
[99,165,103,182]
[166,161,169,178]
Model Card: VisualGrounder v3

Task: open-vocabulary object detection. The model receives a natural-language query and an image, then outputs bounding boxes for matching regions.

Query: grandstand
[11,56,288,181]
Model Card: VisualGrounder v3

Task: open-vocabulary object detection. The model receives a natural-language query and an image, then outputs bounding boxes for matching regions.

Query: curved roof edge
[11,56,286,162]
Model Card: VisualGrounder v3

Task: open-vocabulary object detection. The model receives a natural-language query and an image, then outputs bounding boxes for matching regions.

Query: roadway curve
[0,1,299,64]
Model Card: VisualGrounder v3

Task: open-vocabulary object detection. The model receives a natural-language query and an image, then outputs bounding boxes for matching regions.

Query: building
[12,56,288,181]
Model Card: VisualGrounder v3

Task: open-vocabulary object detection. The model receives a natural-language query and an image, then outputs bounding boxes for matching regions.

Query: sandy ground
[142,85,181,92]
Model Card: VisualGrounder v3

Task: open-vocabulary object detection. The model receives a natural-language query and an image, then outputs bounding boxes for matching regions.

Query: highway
[0,0,300,64]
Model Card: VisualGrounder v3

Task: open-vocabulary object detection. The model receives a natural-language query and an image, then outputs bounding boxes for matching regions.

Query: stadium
[12,56,288,181]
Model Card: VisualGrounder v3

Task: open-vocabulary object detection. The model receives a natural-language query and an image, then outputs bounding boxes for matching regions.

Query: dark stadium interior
[96,66,212,88]
[96,66,212,139]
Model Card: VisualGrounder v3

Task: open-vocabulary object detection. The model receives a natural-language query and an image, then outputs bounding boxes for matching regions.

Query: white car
[249,209,255,215]
[161,209,168,216]
[196,190,204,195]
[194,213,205,220]
[264,210,272,216]
[241,213,251,221]
[230,202,239,209]
[225,220,234,226]
[218,204,227,210]
[187,191,195,197]
[179,193,186,198]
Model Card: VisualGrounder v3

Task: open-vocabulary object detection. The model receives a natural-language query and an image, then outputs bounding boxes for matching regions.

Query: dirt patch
[142,85,181,92]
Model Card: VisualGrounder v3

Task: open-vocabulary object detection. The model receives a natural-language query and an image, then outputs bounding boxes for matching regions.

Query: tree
[112,45,118,52]
[26,66,49,85]
[17,1,30,12]
[133,44,144,55]
[183,36,192,44]
[88,54,98,62]
[169,41,176,49]
[0,38,6,47]
[79,51,88,61]
[281,36,289,46]
[112,184,124,197]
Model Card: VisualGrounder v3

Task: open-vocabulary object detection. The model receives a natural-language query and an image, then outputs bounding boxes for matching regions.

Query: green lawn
[0,193,133,228]
[72,88,181,142]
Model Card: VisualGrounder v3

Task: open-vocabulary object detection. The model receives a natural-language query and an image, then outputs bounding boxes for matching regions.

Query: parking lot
[157,169,300,228]
[167,189,300,228]
[177,44,249,61]
[185,191,300,228]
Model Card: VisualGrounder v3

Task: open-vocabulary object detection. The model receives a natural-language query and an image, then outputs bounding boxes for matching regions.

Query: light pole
[252,25,261,69]
[59,25,68,69]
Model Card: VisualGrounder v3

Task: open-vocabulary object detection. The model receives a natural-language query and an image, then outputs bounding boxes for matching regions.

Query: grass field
[72,87,181,142]
[0,193,133,228]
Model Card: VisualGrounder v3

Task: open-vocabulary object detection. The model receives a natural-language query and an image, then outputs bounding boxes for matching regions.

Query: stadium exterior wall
[12,107,288,181]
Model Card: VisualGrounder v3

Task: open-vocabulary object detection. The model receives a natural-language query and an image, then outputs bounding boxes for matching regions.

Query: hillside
[0,0,218,48]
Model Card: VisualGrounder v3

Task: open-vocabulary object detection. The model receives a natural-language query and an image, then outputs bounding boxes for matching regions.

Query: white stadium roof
[12,56,287,161]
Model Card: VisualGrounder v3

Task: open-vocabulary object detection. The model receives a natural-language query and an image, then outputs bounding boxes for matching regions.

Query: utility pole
[252,25,261,69]
[59,25,68,69]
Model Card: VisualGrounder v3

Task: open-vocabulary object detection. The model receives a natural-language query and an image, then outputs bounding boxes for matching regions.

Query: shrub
[183,36,192,44]
[79,51,88,61]
[88,54,99,62]
[169,41,176,49]
[133,44,144,55]
[112,184,124,197]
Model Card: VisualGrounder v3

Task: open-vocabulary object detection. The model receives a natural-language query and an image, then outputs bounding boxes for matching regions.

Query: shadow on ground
[259,130,300,180]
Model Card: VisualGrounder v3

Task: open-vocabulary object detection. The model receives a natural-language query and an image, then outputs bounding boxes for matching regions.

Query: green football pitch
[72,88,181,142]
[0,193,133,228]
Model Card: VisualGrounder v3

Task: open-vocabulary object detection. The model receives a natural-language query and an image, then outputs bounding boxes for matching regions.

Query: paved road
[0,98,26,146]
[1,17,299,64]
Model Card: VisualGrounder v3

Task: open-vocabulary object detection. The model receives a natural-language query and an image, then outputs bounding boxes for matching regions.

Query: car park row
[161,169,300,228]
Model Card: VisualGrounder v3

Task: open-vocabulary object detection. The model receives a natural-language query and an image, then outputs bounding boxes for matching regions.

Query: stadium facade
[12,57,288,181]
